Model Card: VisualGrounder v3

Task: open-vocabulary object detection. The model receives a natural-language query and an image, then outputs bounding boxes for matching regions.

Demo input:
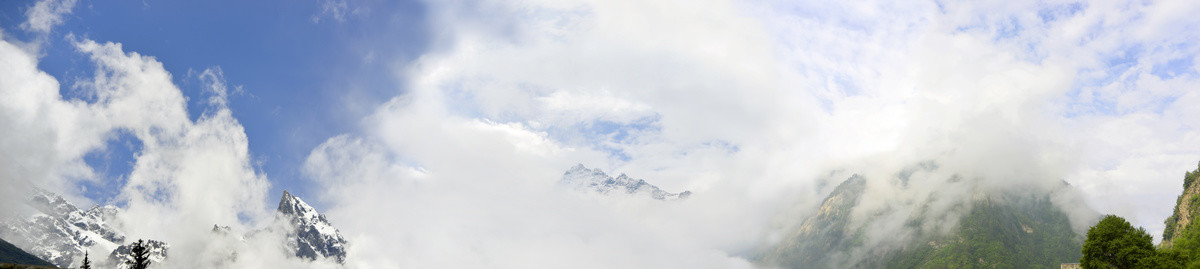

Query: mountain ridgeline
[0,190,129,268]
[0,190,346,267]
[759,168,1087,268]
[560,164,692,200]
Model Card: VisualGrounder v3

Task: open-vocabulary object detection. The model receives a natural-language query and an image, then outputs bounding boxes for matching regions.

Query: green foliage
[1169,223,1200,267]
[1082,215,1155,269]
[1135,248,1188,269]
[1185,162,1200,190]
[1082,213,1200,269]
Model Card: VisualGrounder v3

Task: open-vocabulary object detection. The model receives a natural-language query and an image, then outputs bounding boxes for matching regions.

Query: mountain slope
[875,194,1082,268]
[560,164,691,200]
[1161,162,1200,248]
[0,237,54,267]
[760,175,1084,268]
[758,175,865,267]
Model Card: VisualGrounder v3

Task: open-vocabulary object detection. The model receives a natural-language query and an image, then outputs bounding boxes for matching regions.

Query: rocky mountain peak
[29,189,81,219]
[560,164,692,200]
[276,190,347,264]
[277,190,313,217]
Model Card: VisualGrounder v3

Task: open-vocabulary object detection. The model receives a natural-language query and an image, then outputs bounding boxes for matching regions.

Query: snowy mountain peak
[276,191,347,264]
[277,190,315,218]
[3,189,349,267]
[560,164,692,200]
[29,189,81,219]
[569,163,588,172]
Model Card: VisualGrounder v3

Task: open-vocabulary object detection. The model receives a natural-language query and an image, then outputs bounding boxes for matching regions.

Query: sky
[0,0,1199,268]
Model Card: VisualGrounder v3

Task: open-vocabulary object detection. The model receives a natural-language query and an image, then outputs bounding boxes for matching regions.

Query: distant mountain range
[560,164,691,200]
[0,190,346,268]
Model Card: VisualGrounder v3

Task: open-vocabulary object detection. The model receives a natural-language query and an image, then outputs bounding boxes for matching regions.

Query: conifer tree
[127,239,151,269]
[79,250,91,269]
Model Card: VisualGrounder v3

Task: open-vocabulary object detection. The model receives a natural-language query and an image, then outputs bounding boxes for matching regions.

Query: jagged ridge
[560,164,691,200]
[2,189,349,267]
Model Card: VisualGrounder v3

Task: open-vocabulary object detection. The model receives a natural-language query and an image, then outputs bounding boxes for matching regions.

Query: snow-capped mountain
[0,190,126,268]
[560,164,692,200]
[1,189,347,267]
[277,190,347,264]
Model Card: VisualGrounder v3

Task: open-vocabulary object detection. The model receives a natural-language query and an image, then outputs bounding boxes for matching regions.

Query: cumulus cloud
[0,31,102,214]
[3,0,1198,268]
[0,30,310,266]
[21,0,79,34]
[300,0,1200,267]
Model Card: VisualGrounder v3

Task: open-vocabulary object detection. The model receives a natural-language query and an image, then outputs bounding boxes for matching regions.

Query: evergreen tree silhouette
[127,239,151,269]
[79,250,91,269]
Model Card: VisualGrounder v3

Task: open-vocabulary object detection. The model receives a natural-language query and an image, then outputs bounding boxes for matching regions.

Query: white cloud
[302,0,1200,266]
[21,0,79,34]
[0,31,102,213]
[0,32,308,267]
[3,0,1198,267]
[195,67,239,108]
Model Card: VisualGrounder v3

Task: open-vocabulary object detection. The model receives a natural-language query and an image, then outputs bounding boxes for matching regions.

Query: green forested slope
[877,195,1081,268]
[0,237,53,267]
[760,176,1084,269]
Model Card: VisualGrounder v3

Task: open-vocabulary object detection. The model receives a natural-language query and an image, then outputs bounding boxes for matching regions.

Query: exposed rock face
[560,164,691,200]
[0,190,126,268]
[1161,162,1200,248]
[277,191,347,264]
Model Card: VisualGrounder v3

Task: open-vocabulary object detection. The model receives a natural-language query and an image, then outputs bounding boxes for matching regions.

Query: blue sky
[2,0,1200,267]
[1,0,429,205]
